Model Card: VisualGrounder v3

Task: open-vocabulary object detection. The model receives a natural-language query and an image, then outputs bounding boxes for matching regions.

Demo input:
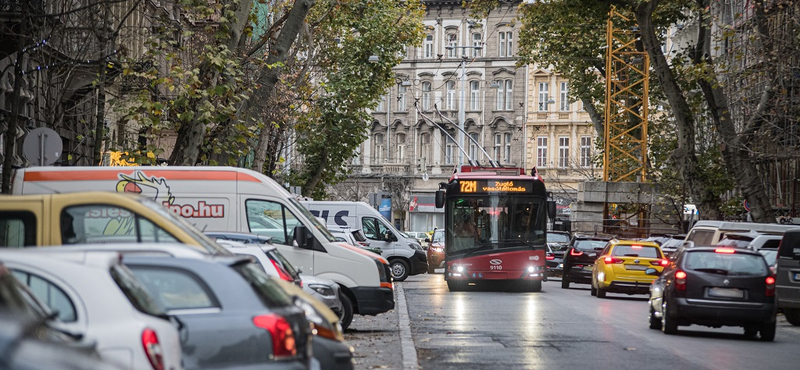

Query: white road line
[395,283,419,370]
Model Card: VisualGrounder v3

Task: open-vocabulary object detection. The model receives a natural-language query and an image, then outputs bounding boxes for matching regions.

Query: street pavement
[348,273,800,370]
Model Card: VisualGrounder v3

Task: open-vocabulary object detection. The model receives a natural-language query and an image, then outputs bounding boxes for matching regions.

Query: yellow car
[591,240,668,298]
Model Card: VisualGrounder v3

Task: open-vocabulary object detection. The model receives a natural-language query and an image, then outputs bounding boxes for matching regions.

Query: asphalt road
[347,273,800,370]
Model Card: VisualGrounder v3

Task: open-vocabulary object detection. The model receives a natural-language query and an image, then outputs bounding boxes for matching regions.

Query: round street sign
[22,127,63,166]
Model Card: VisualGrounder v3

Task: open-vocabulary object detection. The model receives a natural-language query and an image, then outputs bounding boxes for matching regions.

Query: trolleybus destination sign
[457,180,532,194]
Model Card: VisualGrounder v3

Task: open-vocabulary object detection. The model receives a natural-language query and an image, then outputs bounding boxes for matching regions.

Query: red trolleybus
[434,166,556,292]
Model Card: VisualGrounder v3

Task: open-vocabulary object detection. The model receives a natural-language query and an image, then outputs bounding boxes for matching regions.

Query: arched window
[472,33,482,57]
[424,34,434,58]
[397,84,407,111]
[396,133,407,162]
[496,79,513,111]
[420,133,431,161]
[446,32,458,58]
[499,31,513,57]
[468,133,480,162]
[469,81,480,110]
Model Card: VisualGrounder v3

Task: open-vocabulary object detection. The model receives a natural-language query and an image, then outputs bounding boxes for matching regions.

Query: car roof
[609,240,660,248]
[0,249,123,268]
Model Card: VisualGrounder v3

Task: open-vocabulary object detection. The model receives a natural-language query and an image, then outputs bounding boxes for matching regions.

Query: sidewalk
[343,284,406,370]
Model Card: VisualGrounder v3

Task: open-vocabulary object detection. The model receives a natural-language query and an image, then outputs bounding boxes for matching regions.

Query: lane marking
[395,282,419,370]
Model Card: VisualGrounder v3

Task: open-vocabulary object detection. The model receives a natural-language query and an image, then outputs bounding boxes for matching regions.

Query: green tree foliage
[286,0,425,198]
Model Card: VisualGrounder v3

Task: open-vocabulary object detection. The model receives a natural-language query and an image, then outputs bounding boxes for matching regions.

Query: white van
[11,166,394,329]
[684,220,799,247]
[302,201,428,281]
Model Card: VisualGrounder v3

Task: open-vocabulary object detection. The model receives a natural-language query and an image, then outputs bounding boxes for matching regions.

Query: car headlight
[409,242,423,251]
[308,283,335,298]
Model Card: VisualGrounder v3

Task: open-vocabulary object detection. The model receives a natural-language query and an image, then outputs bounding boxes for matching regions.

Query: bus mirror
[547,200,557,220]
[435,190,445,208]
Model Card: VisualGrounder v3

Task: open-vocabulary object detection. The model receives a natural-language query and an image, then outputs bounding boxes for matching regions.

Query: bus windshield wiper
[462,243,497,257]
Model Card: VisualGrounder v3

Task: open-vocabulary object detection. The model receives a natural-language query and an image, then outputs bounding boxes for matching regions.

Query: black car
[545,244,563,278]
[647,247,777,341]
[561,235,612,288]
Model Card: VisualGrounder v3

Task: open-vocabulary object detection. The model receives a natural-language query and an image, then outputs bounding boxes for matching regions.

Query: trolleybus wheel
[447,280,467,292]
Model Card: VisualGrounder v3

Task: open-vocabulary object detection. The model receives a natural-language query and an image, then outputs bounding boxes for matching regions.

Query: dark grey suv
[647,247,777,341]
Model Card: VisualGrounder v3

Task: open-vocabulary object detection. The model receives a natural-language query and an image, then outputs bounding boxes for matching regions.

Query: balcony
[383,163,410,175]
[0,0,44,15]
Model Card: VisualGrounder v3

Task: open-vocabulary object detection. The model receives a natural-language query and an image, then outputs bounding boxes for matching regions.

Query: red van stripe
[23,169,261,182]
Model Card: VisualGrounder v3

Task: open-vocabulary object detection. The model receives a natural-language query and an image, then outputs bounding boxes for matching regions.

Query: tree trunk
[244,0,316,173]
[1,50,27,194]
[634,0,723,219]
[581,97,604,138]
[692,0,774,222]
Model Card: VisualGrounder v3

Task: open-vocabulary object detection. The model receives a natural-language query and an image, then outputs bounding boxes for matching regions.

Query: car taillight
[253,314,297,359]
[650,259,669,266]
[141,328,164,370]
[715,248,736,254]
[270,260,294,282]
[766,276,776,297]
[604,256,623,264]
[569,249,584,256]
[674,270,687,291]
[546,254,555,260]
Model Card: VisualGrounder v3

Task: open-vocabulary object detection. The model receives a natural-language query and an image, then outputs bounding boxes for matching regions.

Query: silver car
[0,249,183,370]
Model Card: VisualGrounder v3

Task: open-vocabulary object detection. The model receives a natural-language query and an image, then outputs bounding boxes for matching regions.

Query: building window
[504,133,512,163]
[536,136,547,167]
[422,82,432,111]
[424,34,434,59]
[396,133,406,162]
[445,139,456,165]
[469,81,480,110]
[374,134,384,163]
[447,33,458,58]
[353,145,361,165]
[376,94,386,112]
[538,82,550,111]
[397,84,406,111]
[472,33,482,57]
[560,82,569,111]
[499,31,512,57]
[580,136,592,167]
[468,133,480,162]
[496,79,513,111]
[558,136,569,168]
[446,81,456,110]
[494,134,501,161]
[420,133,431,161]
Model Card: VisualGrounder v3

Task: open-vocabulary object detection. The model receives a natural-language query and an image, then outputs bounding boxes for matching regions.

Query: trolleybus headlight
[527,266,535,273]
[456,265,464,273]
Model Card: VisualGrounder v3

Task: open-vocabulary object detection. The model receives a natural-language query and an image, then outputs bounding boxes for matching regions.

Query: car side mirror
[547,200,557,220]
[293,224,314,249]
[435,190,445,208]
[424,238,430,243]
[645,267,661,276]
[385,231,397,242]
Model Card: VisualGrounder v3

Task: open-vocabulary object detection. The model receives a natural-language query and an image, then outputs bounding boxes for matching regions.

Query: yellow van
[0,192,224,254]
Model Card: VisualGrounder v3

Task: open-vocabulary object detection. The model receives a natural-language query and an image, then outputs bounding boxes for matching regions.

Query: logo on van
[116,170,225,218]
[309,210,349,226]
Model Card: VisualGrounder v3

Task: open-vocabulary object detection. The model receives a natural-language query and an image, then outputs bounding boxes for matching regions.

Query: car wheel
[784,308,800,326]
[338,292,354,332]
[759,320,776,342]
[561,277,570,289]
[743,327,759,339]
[447,279,467,292]
[596,288,606,298]
[662,302,678,335]
[390,259,410,282]
[590,284,597,296]
[649,306,662,330]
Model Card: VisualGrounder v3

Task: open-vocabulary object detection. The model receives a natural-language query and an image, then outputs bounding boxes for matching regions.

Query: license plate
[708,287,744,299]
[625,264,648,271]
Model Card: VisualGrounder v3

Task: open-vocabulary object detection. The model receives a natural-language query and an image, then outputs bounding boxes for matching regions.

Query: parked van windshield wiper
[693,268,729,275]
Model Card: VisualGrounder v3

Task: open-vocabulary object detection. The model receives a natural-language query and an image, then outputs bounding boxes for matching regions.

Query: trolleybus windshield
[446,195,547,256]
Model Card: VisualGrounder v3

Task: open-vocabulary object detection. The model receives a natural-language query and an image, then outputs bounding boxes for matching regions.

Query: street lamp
[445,45,482,171]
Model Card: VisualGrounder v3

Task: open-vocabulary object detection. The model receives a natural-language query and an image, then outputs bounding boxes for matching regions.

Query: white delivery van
[11,166,394,329]
[302,201,428,281]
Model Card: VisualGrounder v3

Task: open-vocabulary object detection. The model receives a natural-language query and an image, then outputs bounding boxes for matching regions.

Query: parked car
[0,249,183,370]
[561,235,612,289]
[403,231,429,245]
[326,226,381,255]
[716,231,783,251]
[426,229,445,274]
[777,229,800,326]
[647,246,777,340]
[591,240,668,298]
[205,231,348,328]
[0,312,125,370]
[659,234,687,258]
[124,254,314,370]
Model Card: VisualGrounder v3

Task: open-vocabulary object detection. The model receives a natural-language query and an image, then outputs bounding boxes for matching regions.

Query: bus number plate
[490,265,502,270]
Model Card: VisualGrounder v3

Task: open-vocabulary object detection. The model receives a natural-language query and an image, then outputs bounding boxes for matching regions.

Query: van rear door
[777,230,800,319]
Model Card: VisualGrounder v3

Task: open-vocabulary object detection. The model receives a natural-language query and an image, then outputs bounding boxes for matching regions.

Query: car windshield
[574,240,607,251]
[232,262,293,308]
[432,230,444,243]
[759,249,777,266]
[716,238,753,249]
[547,233,569,243]
[611,245,661,258]
[685,251,768,276]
